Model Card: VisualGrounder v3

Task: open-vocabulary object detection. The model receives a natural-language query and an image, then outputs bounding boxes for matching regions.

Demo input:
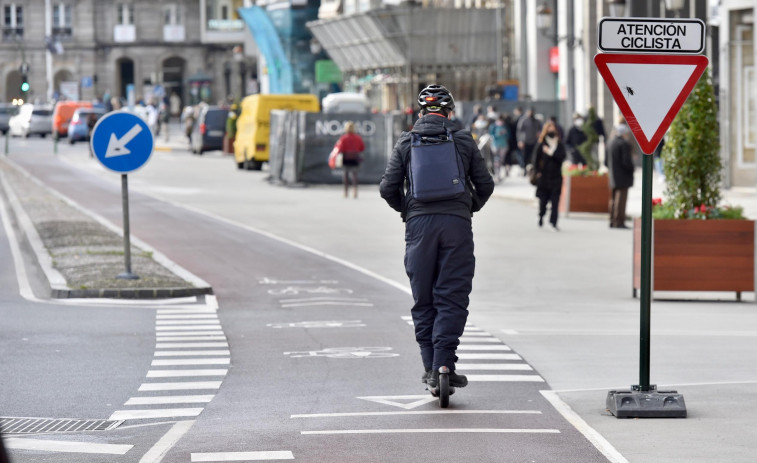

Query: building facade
[0,0,256,109]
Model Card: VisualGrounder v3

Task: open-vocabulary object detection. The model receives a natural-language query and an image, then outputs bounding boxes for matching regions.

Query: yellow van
[234,94,320,170]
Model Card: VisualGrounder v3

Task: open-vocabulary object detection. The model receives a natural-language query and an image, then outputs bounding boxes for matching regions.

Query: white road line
[458,353,521,360]
[157,336,227,342]
[467,375,545,382]
[280,302,374,308]
[147,369,228,377]
[125,395,215,405]
[157,309,218,315]
[291,410,542,418]
[461,331,492,336]
[456,345,511,351]
[459,337,501,343]
[456,364,533,371]
[154,331,225,337]
[279,297,369,303]
[191,451,294,461]
[4,438,133,454]
[109,409,204,420]
[156,320,219,325]
[152,358,230,366]
[139,382,222,391]
[155,350,230,357]
[139,420,195,463]
[156,315,220,319]
[301,428,560,435]
[463,326,484,331]
[156,325,222,331]
[156,342,228,348]
[541,391,630,463]
[501,329,520,335]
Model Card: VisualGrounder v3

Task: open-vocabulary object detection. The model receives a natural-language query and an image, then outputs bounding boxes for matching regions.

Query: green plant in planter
[577,107,600,171]
[657,67,744,220]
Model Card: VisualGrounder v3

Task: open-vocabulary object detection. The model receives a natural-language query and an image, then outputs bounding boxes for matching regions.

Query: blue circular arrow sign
[90,111,154,173]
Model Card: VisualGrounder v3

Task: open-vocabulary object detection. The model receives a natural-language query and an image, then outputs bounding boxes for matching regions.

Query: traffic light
[20,74,29,93]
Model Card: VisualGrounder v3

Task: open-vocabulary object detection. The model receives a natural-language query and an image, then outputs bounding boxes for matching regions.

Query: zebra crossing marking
[124,395,214,405]
[399,317,543,383]
[154,350,230,356]
[138,381,222,391]
[156,342,228,348]
[152,358,230,366]
[109,409,203,420]
[146,369,228,378]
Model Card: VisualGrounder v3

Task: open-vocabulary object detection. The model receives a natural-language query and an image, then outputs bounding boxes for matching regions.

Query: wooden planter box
[633,218,756,298]
[559,174,610,215]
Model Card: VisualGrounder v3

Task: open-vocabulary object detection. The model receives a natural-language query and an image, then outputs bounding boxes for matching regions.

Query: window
[206,0,243,31]
[117,3,134,25]
[2,4,23,40]
[164,4,182,25]
[53,3,72,39]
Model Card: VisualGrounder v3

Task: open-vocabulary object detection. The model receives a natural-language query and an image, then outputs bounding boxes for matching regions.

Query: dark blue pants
[404,215,474,371]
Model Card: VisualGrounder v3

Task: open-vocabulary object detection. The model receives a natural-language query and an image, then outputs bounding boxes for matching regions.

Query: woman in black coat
[532,120,567,230]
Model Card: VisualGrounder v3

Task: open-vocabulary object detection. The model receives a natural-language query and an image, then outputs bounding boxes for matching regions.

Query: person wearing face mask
[532,121,567,231]
[565,112,588,165]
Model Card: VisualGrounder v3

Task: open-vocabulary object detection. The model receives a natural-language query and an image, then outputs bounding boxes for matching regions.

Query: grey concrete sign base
[607,387,687,418]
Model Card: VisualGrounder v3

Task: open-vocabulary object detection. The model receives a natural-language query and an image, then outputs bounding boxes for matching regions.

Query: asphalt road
[1,138,611,462]
[3,134,757,462]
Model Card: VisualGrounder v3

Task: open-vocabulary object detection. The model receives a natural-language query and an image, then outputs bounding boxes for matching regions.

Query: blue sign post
[91,111,155,280]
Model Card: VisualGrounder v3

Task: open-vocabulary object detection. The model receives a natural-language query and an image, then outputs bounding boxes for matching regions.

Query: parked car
[52,100,93,138]
[8,104,54,138]
[68,107,106,144]
[0,103,20,134]
[190,106,227,154]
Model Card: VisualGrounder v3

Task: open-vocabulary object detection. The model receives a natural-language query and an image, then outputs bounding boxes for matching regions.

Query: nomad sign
[598,17,705,54]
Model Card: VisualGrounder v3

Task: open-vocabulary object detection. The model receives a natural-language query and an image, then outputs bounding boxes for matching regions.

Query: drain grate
[0,417,123,434]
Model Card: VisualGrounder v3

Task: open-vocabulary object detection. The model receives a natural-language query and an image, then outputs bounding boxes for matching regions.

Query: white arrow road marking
[105,124,143,158]
[358,395,438,410]
[4,438,132,454]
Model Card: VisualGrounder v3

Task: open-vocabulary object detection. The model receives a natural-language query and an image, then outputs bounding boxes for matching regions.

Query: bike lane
[8,150,612,462]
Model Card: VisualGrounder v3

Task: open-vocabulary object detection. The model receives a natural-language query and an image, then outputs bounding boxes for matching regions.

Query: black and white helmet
[417,84,455,112]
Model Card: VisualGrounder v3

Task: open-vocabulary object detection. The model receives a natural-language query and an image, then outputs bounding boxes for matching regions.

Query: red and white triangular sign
[594,53,709,154]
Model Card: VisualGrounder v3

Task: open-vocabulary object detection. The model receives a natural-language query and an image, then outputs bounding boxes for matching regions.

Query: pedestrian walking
[508,107,522,173]
[532,120,567,231]
[332,121,365,198]
[516,108,543,171]
[565,112,588,165]
[607,120,635,229]
[379,84,494,391]
[488,115,510,181]
[182,106,195,145]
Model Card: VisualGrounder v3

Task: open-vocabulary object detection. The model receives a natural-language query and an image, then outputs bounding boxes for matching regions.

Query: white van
[321,92,370,114]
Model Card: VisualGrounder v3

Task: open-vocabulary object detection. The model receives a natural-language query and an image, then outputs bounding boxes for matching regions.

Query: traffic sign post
[90,111,154,280]
[595,17,707,419]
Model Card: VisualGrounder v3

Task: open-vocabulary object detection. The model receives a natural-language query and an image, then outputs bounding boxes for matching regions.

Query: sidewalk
[490,164,757,222]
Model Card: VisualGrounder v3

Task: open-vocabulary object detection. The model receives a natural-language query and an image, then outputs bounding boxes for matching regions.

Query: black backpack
[408,130,466,202]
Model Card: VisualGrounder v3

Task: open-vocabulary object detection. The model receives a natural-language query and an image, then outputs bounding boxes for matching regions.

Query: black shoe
[538,216,544,227]
[427,368,468,388]
[421,368,431,384]
[449,370,468,388]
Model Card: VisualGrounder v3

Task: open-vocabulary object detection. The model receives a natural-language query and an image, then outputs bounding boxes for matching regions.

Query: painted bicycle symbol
[267,286,354,296]
[283,347,399,359]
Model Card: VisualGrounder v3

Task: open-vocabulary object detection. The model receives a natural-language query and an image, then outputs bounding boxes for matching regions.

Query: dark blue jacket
[380,114,494,222]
